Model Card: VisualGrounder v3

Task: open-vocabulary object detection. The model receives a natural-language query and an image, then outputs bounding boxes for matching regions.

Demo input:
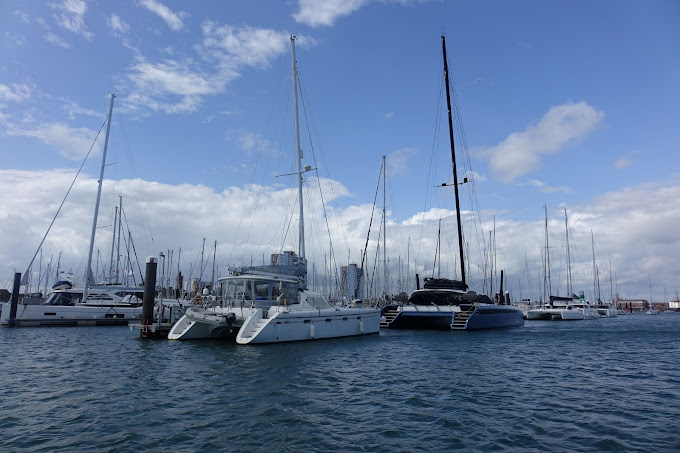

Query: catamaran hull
[384,310,454,330]
[382,305,523,330]
[466,306,524,329]
[236,309,380,344]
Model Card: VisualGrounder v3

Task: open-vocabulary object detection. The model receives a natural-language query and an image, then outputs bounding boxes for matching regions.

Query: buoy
[359,320,364,333]
[309,323,315,338]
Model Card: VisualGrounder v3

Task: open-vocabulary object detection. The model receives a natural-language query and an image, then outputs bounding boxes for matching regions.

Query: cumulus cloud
[138,0,187,31]
[50,0,93,40]
[293,0,369,27]
[2,168,677,302]
[123,25,301,117]
[479,101,604,183]
[199,23,308,69]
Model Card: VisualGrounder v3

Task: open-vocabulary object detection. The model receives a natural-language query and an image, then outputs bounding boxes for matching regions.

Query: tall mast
[108,206,117,283]
[382,155,387,298]
[544,205,552,305]
[291,35,305,260]
[565,209,571,296]
[115,195,123,283]
[441,36,466,288]
[84,93,115,302]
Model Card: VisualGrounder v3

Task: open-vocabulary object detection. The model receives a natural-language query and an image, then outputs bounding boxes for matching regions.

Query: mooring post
[8,272,21,326]
[142,256,157,325]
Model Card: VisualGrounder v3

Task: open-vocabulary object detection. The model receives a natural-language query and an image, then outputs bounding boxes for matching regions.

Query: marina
[1,1,679,451]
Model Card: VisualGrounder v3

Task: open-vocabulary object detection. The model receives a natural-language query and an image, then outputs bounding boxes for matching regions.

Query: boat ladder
[450,307,475,330]
[380,306,400,328]
[238,319,268,341]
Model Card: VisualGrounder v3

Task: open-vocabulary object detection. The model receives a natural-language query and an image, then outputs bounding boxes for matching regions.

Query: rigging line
[116,110,155,251]
[445,55,484,261]
[279,187,298,257]
[229,73,290,267]
[417,62,448,270]
[239,92,287,266]
[296,71,343,291]
[360,162,383,275]
[21,117,108,285]
[120,206,144,284]
[297,72,350,256]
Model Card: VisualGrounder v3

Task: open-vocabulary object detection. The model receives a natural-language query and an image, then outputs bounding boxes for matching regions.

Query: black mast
[441,35,467,289]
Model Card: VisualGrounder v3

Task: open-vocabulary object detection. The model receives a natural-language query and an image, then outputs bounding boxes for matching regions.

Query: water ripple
[1,314,679,451]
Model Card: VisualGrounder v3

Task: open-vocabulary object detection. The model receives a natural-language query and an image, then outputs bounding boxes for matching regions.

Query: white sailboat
[1,94,147,327]
[168,36,381,343]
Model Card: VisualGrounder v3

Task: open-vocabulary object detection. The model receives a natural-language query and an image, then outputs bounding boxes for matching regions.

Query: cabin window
[223,279,252,301]
[306,294,332,309]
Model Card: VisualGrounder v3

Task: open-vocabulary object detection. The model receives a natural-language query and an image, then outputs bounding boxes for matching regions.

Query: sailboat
[1,94,148,327]
[380,36,524,331]
[168,36,381,343]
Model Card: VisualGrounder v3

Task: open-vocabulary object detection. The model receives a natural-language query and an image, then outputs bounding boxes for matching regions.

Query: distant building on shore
[616,297,669,312]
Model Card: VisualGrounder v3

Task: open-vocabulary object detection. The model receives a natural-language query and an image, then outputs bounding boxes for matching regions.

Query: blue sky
[1,0,679,301]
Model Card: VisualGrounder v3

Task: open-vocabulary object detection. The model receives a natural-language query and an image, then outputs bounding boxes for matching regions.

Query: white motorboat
[596,304,618,317]
[168,36,380,344]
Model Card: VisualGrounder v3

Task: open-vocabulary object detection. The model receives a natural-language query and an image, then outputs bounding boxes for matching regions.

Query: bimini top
[423,278,467,291]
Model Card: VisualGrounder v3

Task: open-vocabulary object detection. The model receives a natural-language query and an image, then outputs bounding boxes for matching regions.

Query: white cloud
[123,57,229,115]
[14,10,30,24]
[122,25,298,117]
[227,130,278,156]
[384,112,394,119]
[465,170,487,183]
[0,170,678,302]
[50,0,93,40]
[614,156,633,169]
[199,22,298,68]
[64,101,101,119]
[479,101,604,183]
[387,147,417,176]
[5,122,101,160]
[44,31,70,48]
[4,32,26,47]
[293,0,369,27]
[138,0,187,31]
[0,83,32,103]
[107,13,130,36]
[522,179,572,194]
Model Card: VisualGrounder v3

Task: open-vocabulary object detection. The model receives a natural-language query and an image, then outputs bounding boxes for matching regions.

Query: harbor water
[1,314,679,452]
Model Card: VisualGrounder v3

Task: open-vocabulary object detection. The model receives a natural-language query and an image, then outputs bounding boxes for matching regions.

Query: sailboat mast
[382,155,387,298]
[544,205,552,305]
[115,195,123,283]
[291,35,305,260]
[441,36,466,288]
[84,93,115,302]
[591,230,596,303]
[565,209,571,296]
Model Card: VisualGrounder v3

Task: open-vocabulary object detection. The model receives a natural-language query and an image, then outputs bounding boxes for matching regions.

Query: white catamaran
[168,36,381,343]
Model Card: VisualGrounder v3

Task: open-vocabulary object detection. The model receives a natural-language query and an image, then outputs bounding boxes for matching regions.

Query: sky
[1,0,679,302]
